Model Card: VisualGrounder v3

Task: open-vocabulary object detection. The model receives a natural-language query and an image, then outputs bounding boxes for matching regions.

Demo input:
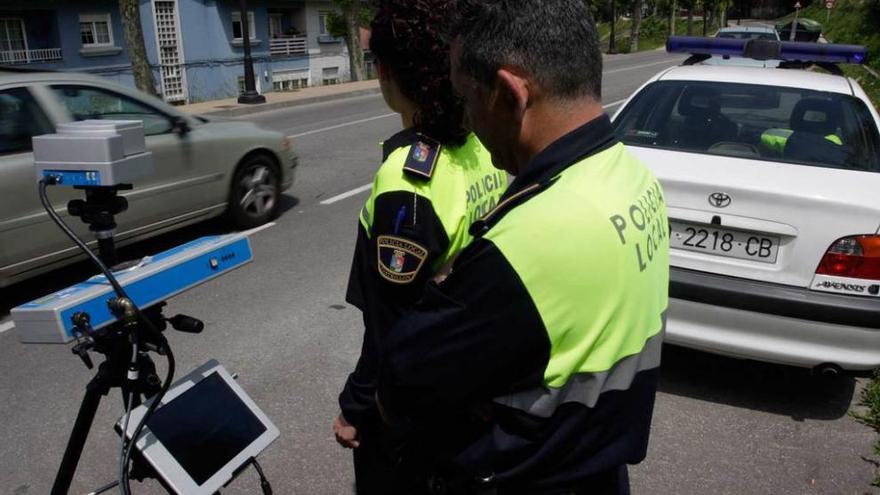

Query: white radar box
[33,120,154,187]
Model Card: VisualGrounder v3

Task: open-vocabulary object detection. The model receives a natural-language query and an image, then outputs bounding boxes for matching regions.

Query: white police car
[612,37,880,372]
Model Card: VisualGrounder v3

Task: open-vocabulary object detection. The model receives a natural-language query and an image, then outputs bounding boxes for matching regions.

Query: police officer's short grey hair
[449,0,602,101]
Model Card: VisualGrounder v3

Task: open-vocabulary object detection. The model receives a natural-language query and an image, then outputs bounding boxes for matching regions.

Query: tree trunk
[707,8,715,33]
[609,0,617,53]
[687,8,693,35]
[119,0,156,96]
[702,4,709,35]
[344,3,365,82]
[629,0,642,53]
[669,0,677,36]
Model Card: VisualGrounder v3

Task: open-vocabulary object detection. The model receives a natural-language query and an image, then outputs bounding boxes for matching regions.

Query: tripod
[48,186,203,495]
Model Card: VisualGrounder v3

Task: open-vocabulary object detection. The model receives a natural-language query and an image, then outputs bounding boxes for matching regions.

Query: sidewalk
[179,79,380,117]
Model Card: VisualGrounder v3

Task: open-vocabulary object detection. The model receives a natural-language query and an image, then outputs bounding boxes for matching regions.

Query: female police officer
[332,1,506,493]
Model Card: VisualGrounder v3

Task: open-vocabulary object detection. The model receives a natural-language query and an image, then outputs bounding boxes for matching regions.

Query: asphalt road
[0,49,876,494]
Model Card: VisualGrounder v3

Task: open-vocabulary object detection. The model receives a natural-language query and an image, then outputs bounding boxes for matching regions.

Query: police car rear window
[717,32,778,40]
[613,80,880,172]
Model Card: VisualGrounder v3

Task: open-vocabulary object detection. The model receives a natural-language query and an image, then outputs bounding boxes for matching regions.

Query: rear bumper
[668,267,880,370]
[671,267,880,329]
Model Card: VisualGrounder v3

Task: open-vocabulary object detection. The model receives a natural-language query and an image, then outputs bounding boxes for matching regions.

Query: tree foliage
[326,3,371,39]
[328,0,372,81]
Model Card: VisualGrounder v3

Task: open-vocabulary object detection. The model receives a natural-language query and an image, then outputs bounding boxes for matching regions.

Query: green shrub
[851,369,880,487]
[789,0,880,71]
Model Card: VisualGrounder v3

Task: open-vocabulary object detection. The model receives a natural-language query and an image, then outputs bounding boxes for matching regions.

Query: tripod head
[66,185,132,267]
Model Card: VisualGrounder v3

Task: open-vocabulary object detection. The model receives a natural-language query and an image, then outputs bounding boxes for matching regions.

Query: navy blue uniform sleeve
[376,239,552,423]
[339,191,450,427]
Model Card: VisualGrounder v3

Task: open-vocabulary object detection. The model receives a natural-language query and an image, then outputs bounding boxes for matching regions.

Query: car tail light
[816,235,880,280]
[282,137,293,152]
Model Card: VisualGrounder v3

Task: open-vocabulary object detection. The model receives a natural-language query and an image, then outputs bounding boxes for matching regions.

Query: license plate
[670,221,780,263]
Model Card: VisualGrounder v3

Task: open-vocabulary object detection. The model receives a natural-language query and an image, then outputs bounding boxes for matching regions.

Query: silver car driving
[0,70,297,288]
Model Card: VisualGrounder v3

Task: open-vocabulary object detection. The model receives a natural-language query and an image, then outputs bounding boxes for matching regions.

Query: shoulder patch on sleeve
[377,235,429,284]
[403,135,441,181]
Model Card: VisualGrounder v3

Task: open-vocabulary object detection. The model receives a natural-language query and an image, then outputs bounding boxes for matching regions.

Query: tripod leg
[51,382,105,495]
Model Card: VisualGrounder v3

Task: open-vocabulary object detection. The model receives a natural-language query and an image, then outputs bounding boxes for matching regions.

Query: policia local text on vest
[340,129,506,492]
[376,115,670,494]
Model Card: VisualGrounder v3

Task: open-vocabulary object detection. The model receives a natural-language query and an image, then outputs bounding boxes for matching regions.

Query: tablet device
[117,360,279,495]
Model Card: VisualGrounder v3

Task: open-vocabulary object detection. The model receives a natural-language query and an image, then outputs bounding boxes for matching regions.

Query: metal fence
[0,48,63,64]
[269,36,308,57]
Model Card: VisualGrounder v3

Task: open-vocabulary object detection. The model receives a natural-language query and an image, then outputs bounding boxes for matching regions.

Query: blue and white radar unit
[33,120,154,187]
[11,233,254,344]
[667,36,867,64]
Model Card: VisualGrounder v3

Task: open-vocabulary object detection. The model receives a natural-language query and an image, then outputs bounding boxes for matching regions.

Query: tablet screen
[146,372,267,485]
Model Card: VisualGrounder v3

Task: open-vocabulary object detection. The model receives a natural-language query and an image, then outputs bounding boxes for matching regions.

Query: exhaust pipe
[812,363,842,378]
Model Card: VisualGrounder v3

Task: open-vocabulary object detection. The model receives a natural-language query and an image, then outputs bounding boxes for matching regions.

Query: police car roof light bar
[666,36,868,64]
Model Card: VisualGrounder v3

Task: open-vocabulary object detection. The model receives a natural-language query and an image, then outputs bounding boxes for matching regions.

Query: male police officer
[375,1,670,493]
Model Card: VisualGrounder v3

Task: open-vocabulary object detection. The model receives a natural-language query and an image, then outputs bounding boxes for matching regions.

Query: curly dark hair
[370,0,468,147]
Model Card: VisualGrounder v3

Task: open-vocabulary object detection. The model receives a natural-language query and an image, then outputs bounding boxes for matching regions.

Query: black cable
[119,338,138,493]
[39,179,176,494]
[86,480,119,495]
[120,340,174,495]
[38,179,128,300]
[252,458,273,495]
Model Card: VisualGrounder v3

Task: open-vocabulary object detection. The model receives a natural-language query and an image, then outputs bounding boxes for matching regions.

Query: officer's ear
[495,67,530,124]
[377,61,391,82]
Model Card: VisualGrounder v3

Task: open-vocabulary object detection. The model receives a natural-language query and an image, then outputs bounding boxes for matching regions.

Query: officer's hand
[432,255,457,285]
[333,413,360,449]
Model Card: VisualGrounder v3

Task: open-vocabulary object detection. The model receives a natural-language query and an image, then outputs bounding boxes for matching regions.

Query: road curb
[195,87,382,117]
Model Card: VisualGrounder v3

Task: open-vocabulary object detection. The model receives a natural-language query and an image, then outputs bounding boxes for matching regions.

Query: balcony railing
[0,48,63,64]
[269,36,307,57]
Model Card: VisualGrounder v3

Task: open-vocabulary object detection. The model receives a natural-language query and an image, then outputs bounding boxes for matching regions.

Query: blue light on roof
[666,36,868,65]
[666,36,747,57]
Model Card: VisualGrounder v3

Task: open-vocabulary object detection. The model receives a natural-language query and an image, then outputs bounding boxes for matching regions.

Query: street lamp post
[238,0,266,104]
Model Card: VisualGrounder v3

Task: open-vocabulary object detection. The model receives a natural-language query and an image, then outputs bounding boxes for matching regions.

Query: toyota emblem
[709,192,732,208]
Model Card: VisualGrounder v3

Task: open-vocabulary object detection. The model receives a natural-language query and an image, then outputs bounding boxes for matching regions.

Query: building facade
[0,0,354,103]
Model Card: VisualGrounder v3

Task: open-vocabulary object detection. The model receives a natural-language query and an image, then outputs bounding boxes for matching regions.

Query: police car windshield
[613,80,880,172]
[717,31,778,40]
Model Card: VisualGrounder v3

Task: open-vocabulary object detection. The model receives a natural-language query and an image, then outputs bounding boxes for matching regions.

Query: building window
[232,11,256,40]
[0,18,27,54]
[273,78,309,92]
[322,67,339,86]
[79,14,113,47]
[269,13,283,38]
[318,12,329,36]
[237,76,261,95]
[273,70,309,92]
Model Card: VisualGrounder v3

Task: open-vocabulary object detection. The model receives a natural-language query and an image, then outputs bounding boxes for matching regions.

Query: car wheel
[229,155,280,229]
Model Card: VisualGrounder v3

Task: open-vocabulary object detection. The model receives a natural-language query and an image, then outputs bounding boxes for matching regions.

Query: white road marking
[603,59,679,75]
[313,74,647,208]
[242,221,277,237]
[602,98,628,109]
[287,113,396,139]
[320,183,373,205]
[320,98,632,206]
[288,59,671,141]
[0,319,15,334]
